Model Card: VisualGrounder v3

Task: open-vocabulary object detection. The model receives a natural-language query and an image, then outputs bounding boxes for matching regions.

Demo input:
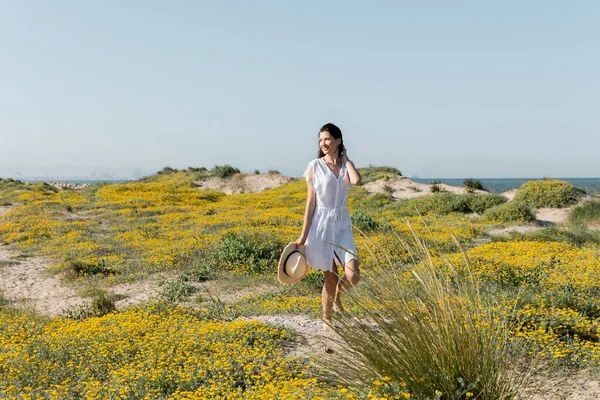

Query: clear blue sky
[1,1,599,178]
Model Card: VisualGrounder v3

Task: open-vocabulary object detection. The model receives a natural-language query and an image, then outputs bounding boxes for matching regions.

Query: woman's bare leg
[322,261,338,327]
[334,258,360,311]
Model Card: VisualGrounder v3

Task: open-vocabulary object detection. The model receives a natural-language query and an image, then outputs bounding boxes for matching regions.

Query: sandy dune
[195,172,294,194]
[362,176,487,199]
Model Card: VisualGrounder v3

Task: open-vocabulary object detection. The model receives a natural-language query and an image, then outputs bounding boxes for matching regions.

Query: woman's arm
[296,184,316,245]
[343,150,361,185]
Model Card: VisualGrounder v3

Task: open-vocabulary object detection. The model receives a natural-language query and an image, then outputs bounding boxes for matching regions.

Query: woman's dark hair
[317,123,345,158]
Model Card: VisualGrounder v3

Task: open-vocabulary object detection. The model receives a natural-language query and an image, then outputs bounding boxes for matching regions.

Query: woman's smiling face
[319,131,341,156]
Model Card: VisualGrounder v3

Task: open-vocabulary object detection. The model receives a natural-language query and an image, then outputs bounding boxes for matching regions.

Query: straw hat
[278,243,309,284]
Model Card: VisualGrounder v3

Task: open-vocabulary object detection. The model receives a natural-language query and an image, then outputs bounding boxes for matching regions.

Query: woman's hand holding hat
[295,235,307,247]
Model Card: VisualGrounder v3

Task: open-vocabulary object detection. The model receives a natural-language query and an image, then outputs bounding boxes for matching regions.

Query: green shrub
[429,180,444,193]
[68,259,116,276]
[483,201,535,223]
[215,231,285,274]
[410,192,470,215]
[160,278,199,302]
[514,179,583,208]
[568,200,600,229]
[62,292,119,320]
[463,178,486,193]
[352,211,380,231]
[178,250,216,282]
[466,193,507,214]
[157,166,178,175]
[212,165,241,179]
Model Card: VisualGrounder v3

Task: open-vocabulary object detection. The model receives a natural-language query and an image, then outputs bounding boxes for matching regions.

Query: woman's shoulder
[307,158,322,167]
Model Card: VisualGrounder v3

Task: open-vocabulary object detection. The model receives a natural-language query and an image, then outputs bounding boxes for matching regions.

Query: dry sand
[530,369,600,399]
[501,189,518,200]
[195,172,294,194]
[0,243,90,316]
[362,176,487,200]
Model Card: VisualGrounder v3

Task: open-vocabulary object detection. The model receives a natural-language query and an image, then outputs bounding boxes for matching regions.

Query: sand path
[0,207,89,315]
[0,243,90,316]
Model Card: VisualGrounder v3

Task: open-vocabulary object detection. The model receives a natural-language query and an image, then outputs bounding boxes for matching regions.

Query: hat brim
[278,243,309,284]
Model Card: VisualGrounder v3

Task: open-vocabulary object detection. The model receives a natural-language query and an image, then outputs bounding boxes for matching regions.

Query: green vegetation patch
[483,201,535,224]
[0,179,58,205]
[357,165,402,185]
[215,230,286,275]
[514,179,584,208]
[211,164,241,179]
[568,200,600,229]
[463,178,487,193]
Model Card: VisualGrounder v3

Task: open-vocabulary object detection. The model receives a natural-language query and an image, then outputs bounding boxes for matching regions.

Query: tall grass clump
[568,200,600,230]
[324,227,532,399]
[514,179,583,208]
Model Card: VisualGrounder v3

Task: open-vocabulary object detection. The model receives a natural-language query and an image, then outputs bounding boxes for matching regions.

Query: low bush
[212,165,240,179]
[215,231,285,274]
[157,166,178,175]
[483,201,535,223]
[466,193,507,214]
[410,192,469,215]
[430,180,444,193]
[351,211,380,231]
[463,178,487,193]
[68,259,116,276]
[160,278,199,302]
[514,179,583,208]
[62,292,119,320]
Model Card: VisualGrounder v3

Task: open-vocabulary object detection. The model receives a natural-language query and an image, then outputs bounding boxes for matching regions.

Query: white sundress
[303,158,358,272]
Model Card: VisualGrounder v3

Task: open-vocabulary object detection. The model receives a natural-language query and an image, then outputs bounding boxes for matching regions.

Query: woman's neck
[322,154,340,164]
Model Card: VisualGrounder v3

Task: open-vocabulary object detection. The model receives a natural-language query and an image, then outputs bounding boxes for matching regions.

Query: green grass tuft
[568,200,600,229]
[325,227,533,399]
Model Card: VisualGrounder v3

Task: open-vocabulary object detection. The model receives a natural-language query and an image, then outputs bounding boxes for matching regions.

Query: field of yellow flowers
[0,172,598,398]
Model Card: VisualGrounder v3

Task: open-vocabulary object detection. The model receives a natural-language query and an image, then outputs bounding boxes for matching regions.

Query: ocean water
[412,178,600,194]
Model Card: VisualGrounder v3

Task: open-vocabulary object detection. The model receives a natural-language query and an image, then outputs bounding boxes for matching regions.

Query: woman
[296,123,362,329]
